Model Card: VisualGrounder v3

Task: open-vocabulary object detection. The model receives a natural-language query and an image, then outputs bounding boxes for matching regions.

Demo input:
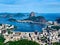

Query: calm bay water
[0,13,60,32]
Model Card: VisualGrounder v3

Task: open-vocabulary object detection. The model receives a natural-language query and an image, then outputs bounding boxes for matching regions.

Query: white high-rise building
[0,30,1,34]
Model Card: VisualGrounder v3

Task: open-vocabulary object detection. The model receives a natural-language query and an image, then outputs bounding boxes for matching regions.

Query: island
[8,12,46,24]
[25,12,46,22]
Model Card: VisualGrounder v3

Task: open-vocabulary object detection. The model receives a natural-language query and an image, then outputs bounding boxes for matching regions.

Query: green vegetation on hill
[51,26,60,30]
[52,42,60,45]
[0,42,4,45]
[0,38,40,45]
[0,35,5,45]
[0,35,5,43]
[5,39,40,45]
[25,16,46,22]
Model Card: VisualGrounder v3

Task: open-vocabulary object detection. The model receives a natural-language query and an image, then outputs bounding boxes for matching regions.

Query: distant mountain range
[8,12,46,23]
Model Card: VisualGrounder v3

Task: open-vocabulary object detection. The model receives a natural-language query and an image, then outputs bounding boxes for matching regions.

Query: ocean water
[0,13,60,32]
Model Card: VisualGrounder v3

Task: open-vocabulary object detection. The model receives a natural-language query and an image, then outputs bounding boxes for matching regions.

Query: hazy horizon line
[0,12,60,14]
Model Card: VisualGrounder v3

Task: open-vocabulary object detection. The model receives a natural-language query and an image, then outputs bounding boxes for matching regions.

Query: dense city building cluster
[0,20,60,45]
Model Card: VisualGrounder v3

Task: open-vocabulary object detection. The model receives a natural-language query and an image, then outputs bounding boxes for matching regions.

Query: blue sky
[0,0,60,13]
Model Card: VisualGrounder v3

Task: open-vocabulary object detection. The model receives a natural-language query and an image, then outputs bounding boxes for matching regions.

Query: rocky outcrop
[25,12,46,23]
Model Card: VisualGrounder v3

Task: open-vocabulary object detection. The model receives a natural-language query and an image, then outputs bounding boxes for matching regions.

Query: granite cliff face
[25,12,46,23]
